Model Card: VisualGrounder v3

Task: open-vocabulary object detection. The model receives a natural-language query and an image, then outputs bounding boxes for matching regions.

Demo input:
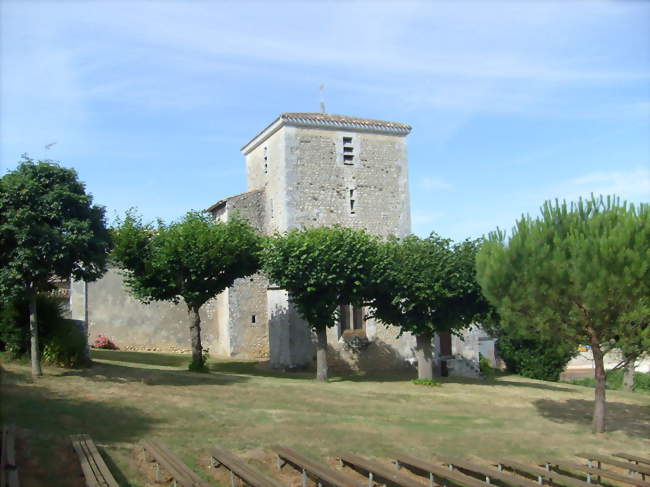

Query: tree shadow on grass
[533,398,650,438]
[1,367,159,443]
[92,349,190,367]
[59,361,251,387]
[442,376,576,393]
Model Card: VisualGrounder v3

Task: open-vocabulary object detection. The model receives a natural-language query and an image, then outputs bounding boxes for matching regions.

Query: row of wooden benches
[68,432,650,487]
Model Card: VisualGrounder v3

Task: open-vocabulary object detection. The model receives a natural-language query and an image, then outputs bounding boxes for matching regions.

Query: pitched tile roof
[280,113,411,130]
[241,112,411,153]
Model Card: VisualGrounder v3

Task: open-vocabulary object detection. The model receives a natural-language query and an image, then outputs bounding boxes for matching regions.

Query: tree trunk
[590,338,606,433]
[29,291,42,377]
[623,357,636,392]
[315,327,328,382]
[416,332,434,380]
[188,306,203,369]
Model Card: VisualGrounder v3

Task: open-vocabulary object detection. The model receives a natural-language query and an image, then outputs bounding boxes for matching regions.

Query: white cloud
[547,167,650,202]
[419,177,453,191]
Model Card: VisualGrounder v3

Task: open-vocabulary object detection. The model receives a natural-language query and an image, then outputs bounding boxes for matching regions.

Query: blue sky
[1,1,648,241]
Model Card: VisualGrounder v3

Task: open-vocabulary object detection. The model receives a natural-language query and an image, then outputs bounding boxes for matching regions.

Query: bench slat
[614,455,650,468]
[544,460,650,487]
[212,447,283,487]
[340,453,426,487]
[143,440,212,487]
[275,446,360,487]
[496,459,594,487]
[394,453,489,487]
[442,458,540,487]
[70,434,119,487]
[577,454,650,477]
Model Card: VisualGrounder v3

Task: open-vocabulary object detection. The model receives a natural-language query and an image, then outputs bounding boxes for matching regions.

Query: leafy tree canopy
[0,156,111,297]
[476,195,649,353]
[261,225,379,331]
[371,234,488,337]
[111,210,263,311]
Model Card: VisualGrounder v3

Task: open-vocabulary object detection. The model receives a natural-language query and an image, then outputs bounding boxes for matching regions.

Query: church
[70,112,481,376]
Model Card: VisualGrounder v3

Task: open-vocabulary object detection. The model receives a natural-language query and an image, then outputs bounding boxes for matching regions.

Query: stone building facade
[71,112,481,376]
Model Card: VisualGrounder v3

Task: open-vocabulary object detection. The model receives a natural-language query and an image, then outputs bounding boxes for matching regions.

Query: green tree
[261,226,379,382]
[0,156,111,376]
[370,234,488,379]
[476,195,649,433]
[111,211,263,370]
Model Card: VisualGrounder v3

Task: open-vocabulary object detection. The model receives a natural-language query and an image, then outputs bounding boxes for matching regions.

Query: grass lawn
[1,350,648,487]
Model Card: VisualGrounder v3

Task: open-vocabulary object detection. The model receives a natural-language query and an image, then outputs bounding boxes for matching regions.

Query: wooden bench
[211,447,284,487]
[441,458,540,487]
[1,425,19,487]
[577,454,650,479]
[614,455,650,468]
[543,459,650,487]
[274,446,360,487]
[70,435,118,487]
[496,459,593,487]
[142,440,213,487]
[393,453,489,487]
[338,453,426,487]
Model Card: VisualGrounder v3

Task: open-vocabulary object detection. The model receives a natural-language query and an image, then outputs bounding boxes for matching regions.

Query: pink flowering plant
[92,334,118,350]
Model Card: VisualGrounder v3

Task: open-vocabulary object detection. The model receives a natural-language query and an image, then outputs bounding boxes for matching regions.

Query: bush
[412,378,441,387]
[0,294,68,357]
[0,294,89,368]
[92,335,118,350]
[42,320,89,368]
[496,335,577,382]
[566,369,650,392]
[188,350,210,373]
[479,354,498,379]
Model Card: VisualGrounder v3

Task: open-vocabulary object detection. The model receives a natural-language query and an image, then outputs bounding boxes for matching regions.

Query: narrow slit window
[251,314,256,324]
[263,146,268,174]
[342,136,354,165]
[349,189,356,214]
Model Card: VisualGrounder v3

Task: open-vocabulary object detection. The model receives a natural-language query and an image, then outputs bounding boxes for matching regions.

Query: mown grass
[1,350,649,487]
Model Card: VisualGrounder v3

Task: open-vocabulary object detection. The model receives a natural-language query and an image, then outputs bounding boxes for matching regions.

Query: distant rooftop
[280,112,411,130]
[241,112,411,153]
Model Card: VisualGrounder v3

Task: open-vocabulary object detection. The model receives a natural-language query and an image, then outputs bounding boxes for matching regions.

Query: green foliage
[370,234,489,338]
[111,210,262,311]
[112,210,263,372]
[412,378,441,387]
[476,195,649,359]
[566,370,650,392]
[479,354,498,379]
[0,294,87,367]
[0,294,67,357]
[188,350,210,373]
[0,156,111,298]
[42,319,88,368]
[495,334,577,381]
[261,225,379,331]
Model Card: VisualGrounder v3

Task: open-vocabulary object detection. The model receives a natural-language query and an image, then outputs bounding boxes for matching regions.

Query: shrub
[412,378,441,387]
[0,294,90,368]
[188,350,209,373]
[566,369,650,392]
[479,353,498,379]
[42,320,89,368]
[496,335,577,382]
[0,294,67,357]
[92,335,118,350]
